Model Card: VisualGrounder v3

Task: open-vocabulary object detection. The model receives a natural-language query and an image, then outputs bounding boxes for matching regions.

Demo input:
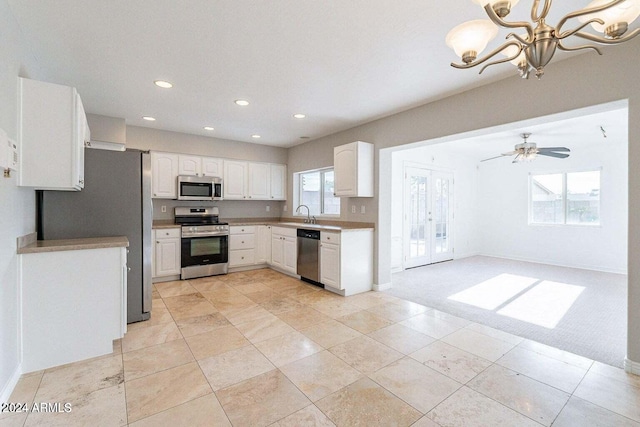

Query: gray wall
[287,41,640,367]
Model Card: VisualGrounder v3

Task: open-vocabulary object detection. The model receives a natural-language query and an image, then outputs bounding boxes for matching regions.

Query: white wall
[477,138,628,273]
[0,0,42,401]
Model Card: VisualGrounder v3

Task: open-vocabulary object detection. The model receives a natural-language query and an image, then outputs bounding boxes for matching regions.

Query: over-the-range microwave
[177,175,223,201]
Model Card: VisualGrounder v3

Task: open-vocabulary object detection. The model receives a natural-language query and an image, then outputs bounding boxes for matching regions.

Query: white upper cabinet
[201,157,223,177]
[333,141,374,197]
[270,164,286,200]
[151,152,179,198]
[178,155,223,177]
[224,160,247,199]
[18,77,90,190]
[247,162,270,200]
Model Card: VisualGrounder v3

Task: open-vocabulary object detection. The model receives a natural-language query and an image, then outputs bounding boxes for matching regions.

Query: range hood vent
[86,114,126,151]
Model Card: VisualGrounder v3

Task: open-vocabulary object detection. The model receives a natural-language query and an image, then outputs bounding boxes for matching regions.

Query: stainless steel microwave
[177,175,223,201]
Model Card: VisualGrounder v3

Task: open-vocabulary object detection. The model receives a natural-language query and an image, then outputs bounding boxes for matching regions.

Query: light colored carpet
[386,256,627,368]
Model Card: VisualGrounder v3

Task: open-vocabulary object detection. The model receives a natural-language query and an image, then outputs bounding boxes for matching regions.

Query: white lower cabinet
[320,239,340,289]
[256,225,272,264]
[271,226,297,275]
[320,229,373,296]
[153,228,181,278]
[229,226,256,267]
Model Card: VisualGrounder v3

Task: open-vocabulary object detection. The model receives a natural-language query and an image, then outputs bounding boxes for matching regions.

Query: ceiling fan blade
[538,151,570,159]
[538,147,570,153]
[480,154,511,162]
[512,153,522,163]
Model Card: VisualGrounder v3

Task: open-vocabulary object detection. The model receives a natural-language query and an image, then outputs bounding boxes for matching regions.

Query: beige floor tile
[400,313,463,339]
[343,291,393,309]
[235,315,296,343]
[209,295,257,317]
[370,357,461,413]
[124,362,211,423]
[260,297,305,315]
[441,328,516,362]
[280,350,363,401]
[410,341,492,384]
[315,377,422,426]
[366,300,430,322]
[174,312,230,337]
[424,309,472,328]
[154,280,197,298]
[121,321,182,353]
[199,287,245,303]
[128,393,231,427]
[428,386,542,427]
[464,322,524,345]
[409,416,442,427]
[496,346,588,393]
[291,289,343,305]
[574,370,640,422]
[368,323,436,355]
[35,355,123,402]
[163,293,218,320]
[589,361,640,389]
[283,283,321,297]
[553,396,640,427]
[122,339,194,381]
[518,339,594,370]
[336,310,394,334]
[25,384,126,427]
[329,335,403,375]
[254,331,324,367]
[217,370,310,427]
[0,413,28,427]
[467,364,570,426]
[199,346,275,390]
[245,289,281,303]
[224,304,274,326]
[234,282,273,295]
[189,280,231,293]
[276,307,333,330]
[300,319,363,348]
[126,305,174,331]
[271,404,336,427]
[311,300,363,319]
[185,326,249,360]
[5,373,42,407]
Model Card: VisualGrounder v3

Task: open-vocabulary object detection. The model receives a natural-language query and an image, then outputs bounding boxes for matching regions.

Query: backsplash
[152,199,285,221]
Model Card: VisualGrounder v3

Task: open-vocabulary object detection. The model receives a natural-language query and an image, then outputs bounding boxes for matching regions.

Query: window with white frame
[530,170,601,225]
[296,168,340,216]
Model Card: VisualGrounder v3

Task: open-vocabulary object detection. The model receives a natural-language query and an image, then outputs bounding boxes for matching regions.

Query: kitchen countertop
[17,234,129,254]
[153,218,374,231]
[152,220,181,229]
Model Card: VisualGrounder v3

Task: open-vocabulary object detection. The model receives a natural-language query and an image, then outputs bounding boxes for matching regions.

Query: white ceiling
[7,1,627,147]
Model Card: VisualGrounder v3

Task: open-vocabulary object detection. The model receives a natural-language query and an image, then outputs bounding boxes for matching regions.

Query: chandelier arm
[531,0,552,23]
[450,41,522,70]
[574,27,640,44]
[557,40,603,55]
[556,0,626,35]
[479,51,524,74]
[506,32,533,46]
[557,19,604,40]
[483,4,534,39]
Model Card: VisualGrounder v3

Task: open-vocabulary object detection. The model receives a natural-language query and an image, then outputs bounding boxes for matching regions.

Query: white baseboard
[374,282,392,291]
[480,253,627,275]
[0,364,22,403]
[624,357,640,375]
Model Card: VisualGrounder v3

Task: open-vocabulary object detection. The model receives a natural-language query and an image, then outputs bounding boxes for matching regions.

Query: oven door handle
[182,232,229,238]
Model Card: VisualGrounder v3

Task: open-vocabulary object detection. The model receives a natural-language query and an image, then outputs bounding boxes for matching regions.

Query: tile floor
[3,269,640,426]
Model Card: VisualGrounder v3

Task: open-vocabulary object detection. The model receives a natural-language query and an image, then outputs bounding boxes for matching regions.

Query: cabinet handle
[156,241,159,244]
[241,241,245,244]
[327,237,331,240]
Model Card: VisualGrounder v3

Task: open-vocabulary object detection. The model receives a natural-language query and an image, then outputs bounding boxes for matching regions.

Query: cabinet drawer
[230,234,256,250]
[230,225,256,234]
[229,249,255,267]
[155,228,181,239]
[321,231,340,244]
[272,226,297,238]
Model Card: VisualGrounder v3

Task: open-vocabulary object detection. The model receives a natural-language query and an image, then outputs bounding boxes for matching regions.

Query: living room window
[530,170,601,225]
[295,168,340,216]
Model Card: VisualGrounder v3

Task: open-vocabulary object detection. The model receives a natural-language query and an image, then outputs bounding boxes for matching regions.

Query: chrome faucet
[296,204,313,224]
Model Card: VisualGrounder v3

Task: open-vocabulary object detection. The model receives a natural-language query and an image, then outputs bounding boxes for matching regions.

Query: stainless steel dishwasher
[297,228,322,285]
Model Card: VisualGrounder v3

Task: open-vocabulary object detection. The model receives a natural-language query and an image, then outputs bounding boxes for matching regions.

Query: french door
[403,167,454,269]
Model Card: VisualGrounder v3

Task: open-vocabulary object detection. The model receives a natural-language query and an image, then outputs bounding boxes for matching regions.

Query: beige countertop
[152,220,181,229]
[18,234,129,254]
[153,218,374,231]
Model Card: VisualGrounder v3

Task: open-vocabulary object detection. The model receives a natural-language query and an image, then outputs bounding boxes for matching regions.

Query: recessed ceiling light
[154,80,173,89]
[142,116,156,121]
[293,113,306,119]
[203,126,215,131]
[251,134,261,139]
[235,99,250,106]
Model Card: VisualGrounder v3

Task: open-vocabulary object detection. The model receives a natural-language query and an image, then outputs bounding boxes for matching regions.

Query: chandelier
[446,0,640,79]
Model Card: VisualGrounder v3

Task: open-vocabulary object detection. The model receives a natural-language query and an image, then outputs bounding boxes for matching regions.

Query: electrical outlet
[266,205,270,212]
[351,205,356,214]
[361,205,365,214]
[161,205,167,213]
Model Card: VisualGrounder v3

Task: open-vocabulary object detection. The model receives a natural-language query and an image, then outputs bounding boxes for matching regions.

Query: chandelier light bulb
[446,19,498,63]
[580,0,640,37]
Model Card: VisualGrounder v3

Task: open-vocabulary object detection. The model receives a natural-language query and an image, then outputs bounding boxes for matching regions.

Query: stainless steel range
[175,207,229,280]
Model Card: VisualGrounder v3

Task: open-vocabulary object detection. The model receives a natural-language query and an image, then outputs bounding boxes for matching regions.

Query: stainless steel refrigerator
[38,148,152,323]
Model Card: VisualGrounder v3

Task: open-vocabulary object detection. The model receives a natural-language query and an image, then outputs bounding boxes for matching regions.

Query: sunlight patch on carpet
[447,273,538,310]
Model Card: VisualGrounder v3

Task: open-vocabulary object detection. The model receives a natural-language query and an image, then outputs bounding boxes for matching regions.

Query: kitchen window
[295,168,340,216]
[530,170,601,225]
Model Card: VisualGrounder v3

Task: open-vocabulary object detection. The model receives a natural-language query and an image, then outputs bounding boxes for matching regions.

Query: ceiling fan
[481,133,570,163]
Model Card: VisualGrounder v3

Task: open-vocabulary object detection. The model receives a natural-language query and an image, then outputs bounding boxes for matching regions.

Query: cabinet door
[334,143,357,196]
[178,155,201,176]
[202,157,223,177]
[283,236,297,274]
[224,161,247,199]
[256,225,272,264]
[271,235,284,268]
[247,162,270,200]
[74,93,88,189]
[151,152,179,198]
[320,243,341,289]
[270,164,286,200]
[154,238,181,276]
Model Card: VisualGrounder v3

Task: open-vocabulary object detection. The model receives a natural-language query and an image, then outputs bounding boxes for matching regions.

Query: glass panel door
[431,171,454,263]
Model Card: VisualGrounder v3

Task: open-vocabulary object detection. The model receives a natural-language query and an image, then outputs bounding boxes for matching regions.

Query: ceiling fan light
[580,0,640,37]
[472,0,520,17]
[446,20,498,63]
